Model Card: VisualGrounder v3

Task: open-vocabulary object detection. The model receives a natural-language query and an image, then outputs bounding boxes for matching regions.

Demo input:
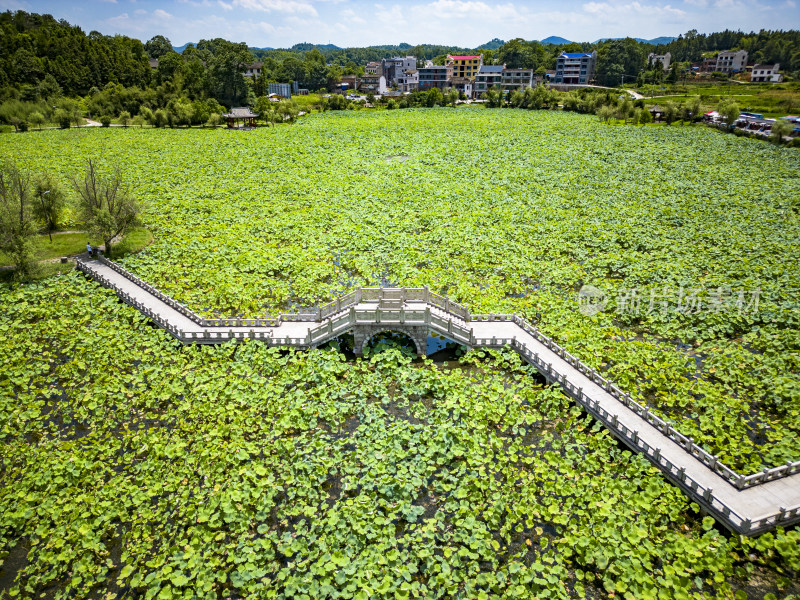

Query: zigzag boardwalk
[77,256,800,536]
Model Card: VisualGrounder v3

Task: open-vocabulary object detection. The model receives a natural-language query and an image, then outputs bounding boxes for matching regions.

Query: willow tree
[73,160,141,258]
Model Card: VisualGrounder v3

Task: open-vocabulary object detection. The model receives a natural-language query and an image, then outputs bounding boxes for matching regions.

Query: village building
[501,68,535,92]
[244,62,263,78]
[474,65,504,96]
[447,55,483,81]
[418,64,452,91]
[647,52,671,71]
[751,64,783,83]
[714,49,748,73]
[553,51,596,85]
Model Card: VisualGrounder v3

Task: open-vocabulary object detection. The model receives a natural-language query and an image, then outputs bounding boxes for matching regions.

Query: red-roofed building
[447,54,483,82]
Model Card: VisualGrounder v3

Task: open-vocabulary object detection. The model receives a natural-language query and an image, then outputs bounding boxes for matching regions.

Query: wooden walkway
[76,256,800,536]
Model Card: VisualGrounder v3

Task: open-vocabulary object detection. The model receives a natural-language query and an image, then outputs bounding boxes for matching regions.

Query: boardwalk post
[400,307,405,324]
[423,285,429,303]
[350,307,356,323]
[425,308,431,325]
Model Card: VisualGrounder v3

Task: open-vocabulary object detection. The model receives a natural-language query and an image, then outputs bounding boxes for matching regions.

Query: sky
[3,0,798,49]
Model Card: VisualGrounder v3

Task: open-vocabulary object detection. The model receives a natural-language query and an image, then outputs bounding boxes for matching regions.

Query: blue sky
[3,0,797,48]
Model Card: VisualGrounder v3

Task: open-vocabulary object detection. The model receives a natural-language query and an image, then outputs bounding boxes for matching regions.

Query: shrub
[119,111,131,127]
[17,120,28,132]
[100,115,112,127]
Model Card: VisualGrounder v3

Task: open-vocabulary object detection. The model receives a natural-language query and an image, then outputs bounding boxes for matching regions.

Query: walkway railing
[75,256,800,535]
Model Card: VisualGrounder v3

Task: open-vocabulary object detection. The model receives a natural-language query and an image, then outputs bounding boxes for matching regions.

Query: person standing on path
[86,242,92,254]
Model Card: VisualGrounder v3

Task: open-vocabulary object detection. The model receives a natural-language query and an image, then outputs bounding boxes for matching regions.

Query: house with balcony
[365,61,382,76]
[553,51,596,85]
[751,64,782,83]
[502,68,535,92]
[381,56,417,87]
[358,74,387,94]
[418,64,452,91]
[396,69,419,92]
[449,77,473,98]
[715,50,748,73]
[474,65,504,96]
[447,55,483,82]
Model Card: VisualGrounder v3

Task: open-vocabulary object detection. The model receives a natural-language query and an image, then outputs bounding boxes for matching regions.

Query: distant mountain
[540,36,573,45]
[594,36,677,45]
[647,36,677,45]
[478,38,505,50]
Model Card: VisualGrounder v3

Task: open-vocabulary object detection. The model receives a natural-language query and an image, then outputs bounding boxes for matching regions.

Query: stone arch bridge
[75,255,800,537]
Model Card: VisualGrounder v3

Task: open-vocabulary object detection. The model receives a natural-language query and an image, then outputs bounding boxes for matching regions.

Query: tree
[53,108,70,129]
[33,173,65,241]
[139,106,154,126]
[595,39,644,87]
[145,35,175,60]
[718,98,740,127]
[153,109,168,128]
[683,96,701,123]
[663,101,678,125]
[73,160,141,258]
[29,111,45,130]
[597,105,615,122]
[0,164,39,279]
[201,39,253,108]
[770,119,792,144]
[445,88,459,107]
[119,111,131,127]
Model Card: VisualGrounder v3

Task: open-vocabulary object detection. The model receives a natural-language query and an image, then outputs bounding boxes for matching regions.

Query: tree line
[0,9,798,132]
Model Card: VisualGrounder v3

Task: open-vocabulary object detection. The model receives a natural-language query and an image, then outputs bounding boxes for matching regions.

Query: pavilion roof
[223,107,258,118]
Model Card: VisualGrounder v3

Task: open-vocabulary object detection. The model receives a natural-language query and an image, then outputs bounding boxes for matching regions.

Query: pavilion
[222,107,258,128]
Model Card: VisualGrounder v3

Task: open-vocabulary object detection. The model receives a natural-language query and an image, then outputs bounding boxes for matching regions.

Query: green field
[638,82,800,117]
[1,110,799,599]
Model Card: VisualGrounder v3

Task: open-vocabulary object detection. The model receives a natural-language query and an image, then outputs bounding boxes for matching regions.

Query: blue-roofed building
[554,51,597,85]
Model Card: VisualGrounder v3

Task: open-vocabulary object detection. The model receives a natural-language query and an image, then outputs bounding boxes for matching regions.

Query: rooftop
[449,55,480,60]
[223,107,258,118]
[561,52,593,58]
[478,65,504,73]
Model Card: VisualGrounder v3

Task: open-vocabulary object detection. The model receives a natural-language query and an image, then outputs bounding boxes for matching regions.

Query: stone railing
[77,256,800,498]
[504,336,800,536]
[88,256,205,325]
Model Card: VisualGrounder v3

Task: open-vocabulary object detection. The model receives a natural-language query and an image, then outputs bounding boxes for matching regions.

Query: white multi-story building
[751,63,782,83]
[647,52,671,71]
[474,65,504,96]
[502,68,535,92]
[553,51,596,85]
[715,50,748,73]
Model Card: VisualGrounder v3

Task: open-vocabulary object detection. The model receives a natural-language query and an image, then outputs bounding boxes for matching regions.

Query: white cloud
[153,8,173,19]
[232,0,319,16]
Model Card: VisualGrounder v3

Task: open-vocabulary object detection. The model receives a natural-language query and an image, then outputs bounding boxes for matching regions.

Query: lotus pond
[1,109,799,598]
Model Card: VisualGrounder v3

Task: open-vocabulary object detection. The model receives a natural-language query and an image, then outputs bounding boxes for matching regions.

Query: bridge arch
[354,325,428,356]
